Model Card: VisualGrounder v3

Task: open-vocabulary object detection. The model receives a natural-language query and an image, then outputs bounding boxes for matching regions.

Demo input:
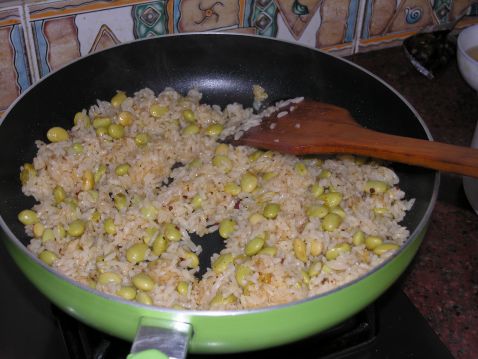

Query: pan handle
[127,317,193,359]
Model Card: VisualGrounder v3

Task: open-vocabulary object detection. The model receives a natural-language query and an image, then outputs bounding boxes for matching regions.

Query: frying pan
[0,33,438,357]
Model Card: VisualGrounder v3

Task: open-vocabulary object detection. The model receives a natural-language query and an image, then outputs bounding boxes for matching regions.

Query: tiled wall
[1,0,477,115]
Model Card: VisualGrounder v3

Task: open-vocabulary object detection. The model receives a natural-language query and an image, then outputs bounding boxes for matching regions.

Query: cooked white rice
[20,87,414,310]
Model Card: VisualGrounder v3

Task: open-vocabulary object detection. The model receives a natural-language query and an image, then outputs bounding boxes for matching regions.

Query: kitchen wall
[1,0,477,115]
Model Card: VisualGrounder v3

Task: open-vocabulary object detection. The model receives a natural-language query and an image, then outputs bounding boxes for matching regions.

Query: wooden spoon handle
[320,124,478,177]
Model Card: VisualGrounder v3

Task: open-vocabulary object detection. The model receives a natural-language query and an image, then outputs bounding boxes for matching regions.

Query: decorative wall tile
[0,6,31,114]
[359,0,476,53]
[176,0,241,32]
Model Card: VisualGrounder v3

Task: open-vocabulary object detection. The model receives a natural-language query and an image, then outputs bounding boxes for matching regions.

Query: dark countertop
[348,46,478,359]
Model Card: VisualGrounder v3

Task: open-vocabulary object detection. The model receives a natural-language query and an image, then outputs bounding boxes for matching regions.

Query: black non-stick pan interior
[0,34,436,251]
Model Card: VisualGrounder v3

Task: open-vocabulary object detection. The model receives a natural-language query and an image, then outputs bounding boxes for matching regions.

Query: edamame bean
[33,223,45,238]
[308,261,322,277]
[164,223,181,242]
[177,281,189,295]
[136,291,153,305]
[98,272,121,284]
[150,104,168,117]
[134,133,149,147]
[115,163,130,176]
[182,109,195,122]
[365,236,383,250]
[248,213,265,225]
[240,172,258,193]
[321,213,342,232]
[352,230,365,245]
[325,243,351,260]
[262,171,277,181]
[39,250,57,266]
[218,219,236,239]
[263,203,280,219]
[42,228,54,243]
[245,236,265,256]
[310,239,323,256]
[118,111,134,126]
[107,123,125,139]
[212,155,232,173]
[212,253,233,273]
[215,143,229,156]
[71,143,84,154]
[248,150,263,162]
[152,235,168,256]
[73,112,90,127]
[114,193,127,210]
[319,192,343,208]
[306,205,328,219]
[318,169,331,179]
[182,124,199,135]
[18,209,40,225]
[235,265,251,287]
[104,218,116,235]
[93,117,111,129]
[310,184,324,198]
[117,286,136,300]
[294,162,308,176]
[205,123,223,136]
[94,164,106,183]
[364,180,389,194]
[47,127,69,142]
[258,246,277,256]
[20,163,36,184]
[293,239,307,262]
[141,205,158,220]
[132,273,155,291]
[126,243,149,263]
[191,194,202,209]
[224,182,241,196]
[82,170,95,191]
[67,219,86,237]
[183,251,199,269]
[111,91,127,107]
[373,243,399,255]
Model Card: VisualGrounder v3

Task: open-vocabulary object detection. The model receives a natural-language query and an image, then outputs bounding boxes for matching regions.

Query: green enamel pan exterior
[0,34,439,354]
[3,225,426,353]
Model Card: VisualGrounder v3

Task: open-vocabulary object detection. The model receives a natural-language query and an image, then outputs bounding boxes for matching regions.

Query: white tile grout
[21,1,40,83]
[353,0,368,54]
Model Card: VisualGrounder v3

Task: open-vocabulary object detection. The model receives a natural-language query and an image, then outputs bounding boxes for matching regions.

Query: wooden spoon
[232,99,478,178]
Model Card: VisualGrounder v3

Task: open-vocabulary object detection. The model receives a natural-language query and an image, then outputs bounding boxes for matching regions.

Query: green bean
[325,243,351,260]
[182,109,195,122]
[73,112,90,127]
[177,281,189,295]
[104,218,116,235]
[310,184,324,198]
[134,133,149,147]
[191,194,202,209]
[212,155,232,173]
[183,251,199,268]
[224,182,241,196]
[318,169,331,179]
[114,193,128,210]
[319,192,343,208]
[310,239,323,256]
[53,185,66,204]
[82,170,95,191]
[182,124,199,135]
[141,205,158,220]
[93,117,111,129]
[33,223,45,238]
[258,246,277,256]
[308,261,322,277]
[42,228,54,243]
[294,162,308,176]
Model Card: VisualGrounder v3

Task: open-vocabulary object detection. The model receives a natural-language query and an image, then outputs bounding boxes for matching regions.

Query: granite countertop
[348,46,478,359]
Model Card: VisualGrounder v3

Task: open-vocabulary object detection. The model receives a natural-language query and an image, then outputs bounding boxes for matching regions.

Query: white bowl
[457,24,478,91]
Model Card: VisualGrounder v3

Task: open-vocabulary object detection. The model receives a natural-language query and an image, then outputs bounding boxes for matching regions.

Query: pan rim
[0,32,440,317]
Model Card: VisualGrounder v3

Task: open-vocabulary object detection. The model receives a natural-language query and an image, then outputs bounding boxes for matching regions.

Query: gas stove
[1,241,453,359]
